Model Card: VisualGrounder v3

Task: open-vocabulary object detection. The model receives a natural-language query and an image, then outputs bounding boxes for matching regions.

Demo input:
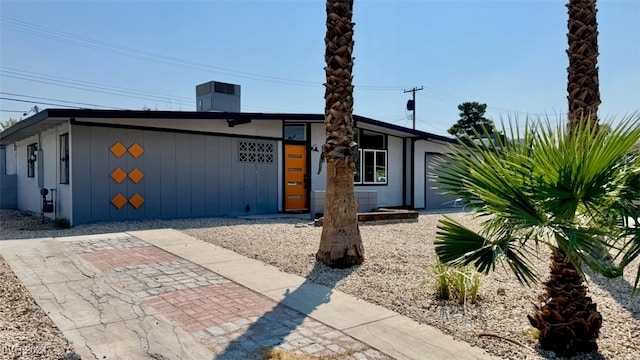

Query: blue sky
[1,0,638,137]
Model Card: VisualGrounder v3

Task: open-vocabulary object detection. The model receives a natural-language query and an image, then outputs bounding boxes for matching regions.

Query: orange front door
[284,144,307,211]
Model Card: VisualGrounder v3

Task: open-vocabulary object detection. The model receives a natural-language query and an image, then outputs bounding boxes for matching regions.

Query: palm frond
[435,217,538,286]
[434,114,640,292]
[618,224,640,297]
[554,227,623,279]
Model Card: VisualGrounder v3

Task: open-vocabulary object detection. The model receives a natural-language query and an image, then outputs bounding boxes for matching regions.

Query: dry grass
[260,348,355,360]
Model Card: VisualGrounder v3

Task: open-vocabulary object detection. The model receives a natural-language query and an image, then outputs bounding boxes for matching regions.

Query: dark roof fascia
[44,108,327,121]
[1,108,456,145]
[353,115,457,144]
[0,110,50,142]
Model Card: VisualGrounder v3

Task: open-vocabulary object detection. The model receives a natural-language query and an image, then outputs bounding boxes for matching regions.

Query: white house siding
[12,122,71,219]
[70,124,279,225]
[369,135,403,208]
[42,123,72,222]
[74,117,282,138]
[309,124,404,209]
[15,134,42,215]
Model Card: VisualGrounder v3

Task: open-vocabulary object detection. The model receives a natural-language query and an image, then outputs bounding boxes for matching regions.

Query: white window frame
[354,149,387,185]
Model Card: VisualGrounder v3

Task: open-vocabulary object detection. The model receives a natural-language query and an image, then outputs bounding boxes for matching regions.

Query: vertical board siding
[160,132,177,219]
[175,133,192,218]
[0,175,18,209]
[217,137,233,214]
[91,127,110,221]
[70,124,278,225]
[204,136,220,215]
[143,131,162,219]
[190,135,206,217]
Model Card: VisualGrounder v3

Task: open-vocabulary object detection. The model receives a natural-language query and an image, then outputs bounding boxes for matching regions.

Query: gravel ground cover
[1,209,639,360]
[0,255,79,360]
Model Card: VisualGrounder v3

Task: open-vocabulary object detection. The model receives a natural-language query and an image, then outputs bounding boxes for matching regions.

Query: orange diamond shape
[110,168,127,183]
[128,168,144,183]
[129,193,144,209]
[110,142,127,158]
[111,193,127,209]
[128,143,144,158]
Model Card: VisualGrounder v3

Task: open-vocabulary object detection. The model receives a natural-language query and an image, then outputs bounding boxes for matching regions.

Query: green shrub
[432,259,451,300]
[431,259,484,304]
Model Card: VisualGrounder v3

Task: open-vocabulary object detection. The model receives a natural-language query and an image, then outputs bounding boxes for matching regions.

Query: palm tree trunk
[545,3,603,354]
[316,0,364,268]
[528,247,602,356]
[566,0,600,130]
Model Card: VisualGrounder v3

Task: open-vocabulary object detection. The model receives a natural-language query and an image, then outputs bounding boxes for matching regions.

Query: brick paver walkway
[65,236,390,359]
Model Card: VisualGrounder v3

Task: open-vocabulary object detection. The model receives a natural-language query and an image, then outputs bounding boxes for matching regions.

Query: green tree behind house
[0,118,19,131]
[448,102,497,139]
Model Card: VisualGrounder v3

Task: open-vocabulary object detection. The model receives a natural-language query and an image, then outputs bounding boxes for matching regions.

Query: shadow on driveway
[215,262,357,359]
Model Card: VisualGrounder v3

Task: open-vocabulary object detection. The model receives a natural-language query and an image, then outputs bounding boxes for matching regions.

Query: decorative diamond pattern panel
[111,193,128,209]
[110,168,127,184]
[128,168,144,183]
[110,142,127,158]
[238,141,274,164]
[128,143,144,158]
[129,193,145,209]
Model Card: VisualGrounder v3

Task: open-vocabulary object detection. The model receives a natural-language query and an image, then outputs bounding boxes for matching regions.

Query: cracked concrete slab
[1,237,213,360]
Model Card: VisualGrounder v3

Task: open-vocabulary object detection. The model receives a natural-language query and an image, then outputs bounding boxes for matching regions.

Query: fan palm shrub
[434,115,640,356]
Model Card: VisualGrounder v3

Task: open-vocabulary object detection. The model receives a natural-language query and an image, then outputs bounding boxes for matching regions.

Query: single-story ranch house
[0,108,459,226]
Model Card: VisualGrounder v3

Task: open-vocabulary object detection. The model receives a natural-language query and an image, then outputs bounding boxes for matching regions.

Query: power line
[0,17,423,91]
[0,97,83,109]
[0,16,569,121]
[0,93,126,109]
[0,17,322,88]
[0,68,193,108]
[1,67,193,102]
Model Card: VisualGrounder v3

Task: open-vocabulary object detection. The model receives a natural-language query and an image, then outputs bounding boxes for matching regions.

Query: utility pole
[404,86,423,129]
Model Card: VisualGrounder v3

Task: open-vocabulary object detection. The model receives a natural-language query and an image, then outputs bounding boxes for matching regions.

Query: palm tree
[567,0,600,129]
[434,116,640,356]
[316,0,364,268]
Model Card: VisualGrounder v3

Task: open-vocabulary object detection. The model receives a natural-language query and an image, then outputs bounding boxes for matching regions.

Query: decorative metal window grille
[239,141,274,163]
[60,134,69,184]
[27,143,37,178]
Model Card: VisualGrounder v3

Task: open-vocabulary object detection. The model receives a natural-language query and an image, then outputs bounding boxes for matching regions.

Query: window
[363,150,387,184]
[354,150,361,183]
[27,143,37,178]
[60,134,69,184]
[360,129,386,149]
[353,129,387,185]
[284,125,306,141]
